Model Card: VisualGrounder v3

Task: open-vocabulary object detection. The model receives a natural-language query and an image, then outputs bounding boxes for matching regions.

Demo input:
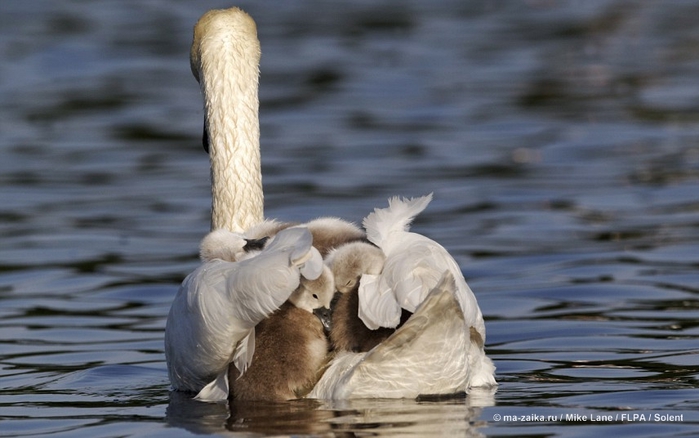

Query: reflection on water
[167,391,490,436]
[1,0,699,436]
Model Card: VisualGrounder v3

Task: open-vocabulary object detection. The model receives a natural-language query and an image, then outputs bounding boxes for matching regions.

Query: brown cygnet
[325,241,412,352]
[229,265,334,401]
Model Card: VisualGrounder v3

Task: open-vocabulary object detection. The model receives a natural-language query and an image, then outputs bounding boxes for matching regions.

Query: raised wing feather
[226,227,321,324]
[299,246,323,280]
[357,274,402,329]
[382,242,444,313]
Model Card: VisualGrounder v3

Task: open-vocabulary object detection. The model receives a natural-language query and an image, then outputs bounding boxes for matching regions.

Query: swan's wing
[375,241,443,313]
[405,241,494,387]
[194,369,229,402]
[357,273,402,329]
[227,227,322,324]
[165,260,248,393]
[371,241,495,390]
[166,227,323,397]
[331,272,469,399]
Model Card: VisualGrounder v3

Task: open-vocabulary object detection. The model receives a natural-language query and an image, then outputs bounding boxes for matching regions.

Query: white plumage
[359,194,484,333]
[164,227,323,402]
[308,195,496,399]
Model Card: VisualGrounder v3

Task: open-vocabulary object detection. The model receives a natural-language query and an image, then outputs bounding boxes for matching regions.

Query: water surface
[1,0,698,436]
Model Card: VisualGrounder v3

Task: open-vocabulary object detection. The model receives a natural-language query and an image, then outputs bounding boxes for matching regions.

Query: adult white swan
[166,6,495,402]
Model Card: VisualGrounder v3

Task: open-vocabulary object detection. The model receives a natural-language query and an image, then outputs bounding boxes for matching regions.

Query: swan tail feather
[363,194,433,246]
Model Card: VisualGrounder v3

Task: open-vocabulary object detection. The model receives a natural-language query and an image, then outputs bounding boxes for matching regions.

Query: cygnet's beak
[243,236,269,252]
[313,306,332,334]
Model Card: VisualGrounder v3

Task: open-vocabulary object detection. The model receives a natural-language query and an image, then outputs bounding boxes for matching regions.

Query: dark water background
[1,0,699,436]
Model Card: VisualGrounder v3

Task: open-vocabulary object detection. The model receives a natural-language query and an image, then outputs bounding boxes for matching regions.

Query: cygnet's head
[325,241,385,293]
[289,265,335,312]
[199,229,247,262]
[289,265,335,332]
[200,229,272,263]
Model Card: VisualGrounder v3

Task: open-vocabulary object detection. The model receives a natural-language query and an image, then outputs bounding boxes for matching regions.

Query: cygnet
[229,265,335,401]
[325,241,410,352]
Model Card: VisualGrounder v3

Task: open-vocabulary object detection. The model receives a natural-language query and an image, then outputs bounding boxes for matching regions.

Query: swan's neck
[193,9,264,233]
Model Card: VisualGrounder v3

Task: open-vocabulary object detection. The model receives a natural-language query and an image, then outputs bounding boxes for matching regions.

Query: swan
[199,229,252,262]
[164,227,323,402]
[329,279,412,353]
[300,217,367,257]
[325,241,385,294]
[229,266,334,401]
[170,6,495,401]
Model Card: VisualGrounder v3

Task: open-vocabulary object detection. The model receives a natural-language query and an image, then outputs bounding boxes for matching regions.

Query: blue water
[1,0,698,436]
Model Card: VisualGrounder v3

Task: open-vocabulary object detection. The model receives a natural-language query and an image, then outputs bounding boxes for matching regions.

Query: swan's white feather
[363,193,432,252]
[164,227,323,402]
[231,329,255,378]
[357,273,401,329]
[360,195,486,335]
[194,369,229,402]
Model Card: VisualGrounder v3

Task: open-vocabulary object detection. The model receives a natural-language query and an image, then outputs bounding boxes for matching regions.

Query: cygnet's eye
[346,279,355,287]
[312,293,319,300]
